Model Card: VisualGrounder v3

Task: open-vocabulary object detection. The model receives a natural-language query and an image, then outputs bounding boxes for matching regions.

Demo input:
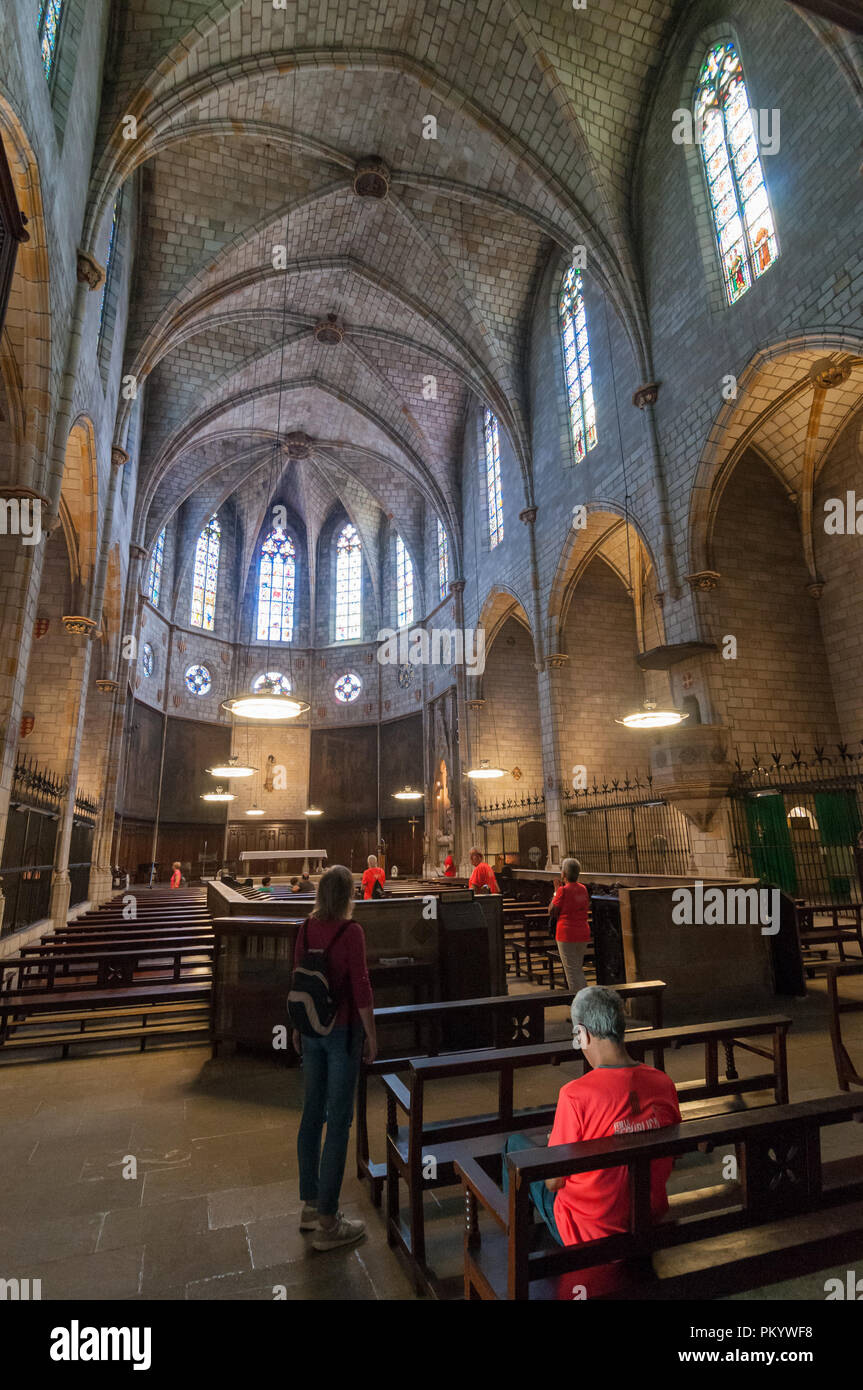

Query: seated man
[297,872,314,893]
[504,986,681,1245]
[468,846,498,894]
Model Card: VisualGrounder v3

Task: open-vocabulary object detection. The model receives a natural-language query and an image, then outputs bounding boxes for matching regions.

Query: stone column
[536,654,570,868]
[448,579,473,875]
[633,382,680,602]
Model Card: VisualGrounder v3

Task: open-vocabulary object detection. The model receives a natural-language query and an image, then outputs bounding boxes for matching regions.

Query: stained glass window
[146,528,165,607]
[695,41,778,305]
[483,409,504,548]
[98,199,119,338]
[256,528,295,642]
[185,664,211,695]
[141,643,154,677]
[396,535,414,628]
[252,671,292,695]
[559,265,597,463]
[334,672,362,703]
[37,0,64,81]
[437,519,450,602]
[191,515,220,631]
[335,523,361,641]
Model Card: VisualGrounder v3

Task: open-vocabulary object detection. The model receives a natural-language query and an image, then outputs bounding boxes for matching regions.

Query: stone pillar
[536,654,570,868]
[632,382,680,602]
[449,579,473,875]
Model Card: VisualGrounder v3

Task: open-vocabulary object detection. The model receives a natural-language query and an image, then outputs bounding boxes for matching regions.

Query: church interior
[1,0,863,1316]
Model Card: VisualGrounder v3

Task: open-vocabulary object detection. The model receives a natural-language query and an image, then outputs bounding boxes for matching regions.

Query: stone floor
[1,973,862,1301]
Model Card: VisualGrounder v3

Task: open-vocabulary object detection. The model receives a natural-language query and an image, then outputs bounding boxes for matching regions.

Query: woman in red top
[443,853,455,877]
[169,861,182,889]
[550,857,590,992]
[292,865,376,1250]
[360,854,385,899]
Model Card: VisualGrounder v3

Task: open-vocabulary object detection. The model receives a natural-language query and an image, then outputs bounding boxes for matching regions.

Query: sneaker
[312,1213,366,1251]
[299,1204,319,1231]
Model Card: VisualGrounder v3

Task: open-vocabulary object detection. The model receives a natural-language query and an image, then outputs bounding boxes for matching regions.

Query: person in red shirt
[292,865,376,1251]
[468,847,498,894]
[502,986,680,1246]
[360,854,385,899]
[443,853,455,877]
[550,857,590,992]
[170,861,182,889]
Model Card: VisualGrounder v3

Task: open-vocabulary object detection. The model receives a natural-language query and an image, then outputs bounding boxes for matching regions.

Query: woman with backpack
[290,864,376,1250]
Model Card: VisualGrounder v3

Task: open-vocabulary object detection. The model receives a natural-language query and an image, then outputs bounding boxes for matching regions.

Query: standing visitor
[549,857,591,993]
[468,847,498,894]
[170,861,182,889]
[361,854,385,899]
[443,853,455,877]
[292,865,376,1250]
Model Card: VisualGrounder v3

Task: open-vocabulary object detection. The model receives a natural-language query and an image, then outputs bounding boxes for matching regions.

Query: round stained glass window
[252,671,292,695]
[141,643,154,677]
[334,672,362,704]
[185,663,212,695]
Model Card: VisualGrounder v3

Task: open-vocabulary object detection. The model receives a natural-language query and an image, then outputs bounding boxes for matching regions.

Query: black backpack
[287,919,351,1037]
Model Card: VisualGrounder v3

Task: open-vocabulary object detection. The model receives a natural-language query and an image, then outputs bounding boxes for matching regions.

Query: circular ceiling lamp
[467,759,505,780]
[222,674,310,721]
[304,806,323,817]
[206,755,256,778]
[615,700,689,729]
[245,804,265,816]
[353,156,390,199]
[201,785,235,802]
[393,786,423,801]
[315,314,344,345]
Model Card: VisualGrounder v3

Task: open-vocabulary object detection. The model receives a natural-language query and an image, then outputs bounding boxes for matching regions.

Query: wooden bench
[826,960,863,1091]
[2,944,214,991]
[456,1090,863,1300]
[20,933,213,956]
[357,981,666,1202]
[797,903,863,974]
[382,1014,790,1293]
[0,981,211,1056]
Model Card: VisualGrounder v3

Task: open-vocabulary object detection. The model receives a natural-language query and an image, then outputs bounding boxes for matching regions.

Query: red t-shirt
[443,856,455,877]
[294,916,373,1027]
[469,862,499,894]
[170,870,181,889]
[551,880,590,942]
[549,1065,681,1245]
[361,866,385,899]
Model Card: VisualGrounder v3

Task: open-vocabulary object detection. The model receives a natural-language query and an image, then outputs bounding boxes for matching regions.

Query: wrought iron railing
[476,791,546,823]
[2,760,99,933]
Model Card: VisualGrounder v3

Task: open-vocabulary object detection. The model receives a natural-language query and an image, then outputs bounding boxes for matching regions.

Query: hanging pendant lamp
[201,784,235,802]
[304,806,324,816]
[615,699,688,729]
[206,754,257,778]
[222,674,310,721]
[467,759,505,780]
[393,786,423,801]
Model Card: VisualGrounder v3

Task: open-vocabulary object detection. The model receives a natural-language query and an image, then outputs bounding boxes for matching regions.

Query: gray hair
[561,857,581,882]
[572,986,626,1043]
[469,846,482,858]
[314,864,354,922]
[367,854,378,867]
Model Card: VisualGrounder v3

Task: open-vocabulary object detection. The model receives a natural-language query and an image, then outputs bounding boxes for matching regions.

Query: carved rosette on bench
[742,1126,814,1219]
[648,723,734,831]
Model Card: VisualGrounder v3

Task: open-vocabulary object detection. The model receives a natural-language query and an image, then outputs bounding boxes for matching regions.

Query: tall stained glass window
[191,515,220,631]
[559,265,597,463]
[396,535,414,628]
[98,198,119,338]
[437,518,450,601]
[483,409,504,549]
[257,528,295,642]
[38,0,64,81]
[695,41,778,305]
[335,523,361,641]
[146,528,165,607]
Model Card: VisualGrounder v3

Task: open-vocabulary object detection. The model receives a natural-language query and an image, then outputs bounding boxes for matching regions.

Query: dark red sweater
[294,916,374,1027]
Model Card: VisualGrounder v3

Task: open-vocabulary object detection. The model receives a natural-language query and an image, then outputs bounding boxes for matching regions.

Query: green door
[814,790,861,901]
[745,793,797,895]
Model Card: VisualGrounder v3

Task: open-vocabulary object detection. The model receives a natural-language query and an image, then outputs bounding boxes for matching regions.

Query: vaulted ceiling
[91,0,685,574]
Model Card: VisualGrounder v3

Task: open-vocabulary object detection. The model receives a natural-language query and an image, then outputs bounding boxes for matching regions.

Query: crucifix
[408,816,420,877]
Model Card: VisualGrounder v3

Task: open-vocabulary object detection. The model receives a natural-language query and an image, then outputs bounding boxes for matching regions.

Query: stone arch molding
[0,93,52,483]
[688,332,863,580]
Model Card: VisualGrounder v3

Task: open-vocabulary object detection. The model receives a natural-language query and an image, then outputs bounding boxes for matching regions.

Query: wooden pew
[382,1014,790,1293]
[356,981,667,1202]
[797,903,863,974]
[457,1091,863,1300]
[2,943,214,991]
[826,960,863,1091]
[0,981,211,1057]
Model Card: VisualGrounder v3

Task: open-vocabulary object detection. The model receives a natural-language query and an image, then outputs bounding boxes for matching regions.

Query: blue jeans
[502,1133,563,1245]
[297,1026,363,1216]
